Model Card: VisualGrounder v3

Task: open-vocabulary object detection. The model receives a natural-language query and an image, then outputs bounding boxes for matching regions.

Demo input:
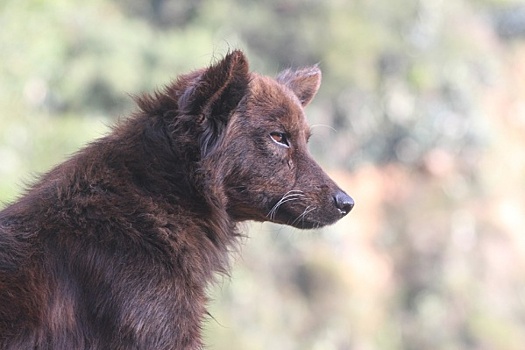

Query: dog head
[177,50,353,229]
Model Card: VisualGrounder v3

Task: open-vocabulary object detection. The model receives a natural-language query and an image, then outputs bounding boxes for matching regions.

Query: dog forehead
[247,74,308,130]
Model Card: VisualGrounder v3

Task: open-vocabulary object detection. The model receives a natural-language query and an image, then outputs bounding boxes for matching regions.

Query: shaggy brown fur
[0,50,353,349]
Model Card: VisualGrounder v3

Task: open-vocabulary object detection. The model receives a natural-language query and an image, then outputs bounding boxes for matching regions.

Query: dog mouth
[266,191,347,229]
[274,208,341,229]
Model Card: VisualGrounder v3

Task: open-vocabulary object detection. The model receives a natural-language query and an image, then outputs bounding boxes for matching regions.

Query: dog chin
[289,217,341,230]
[271,211,340,230]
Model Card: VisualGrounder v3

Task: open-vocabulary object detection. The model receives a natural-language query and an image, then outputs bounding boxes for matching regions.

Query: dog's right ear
[178,50,250,156]
[276,66,321,107]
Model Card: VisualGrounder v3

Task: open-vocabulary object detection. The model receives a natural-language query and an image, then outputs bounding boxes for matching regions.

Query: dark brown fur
[0,51,353,349]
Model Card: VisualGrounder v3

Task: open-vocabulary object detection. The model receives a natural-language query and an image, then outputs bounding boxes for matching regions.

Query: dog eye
[270,132,290,147]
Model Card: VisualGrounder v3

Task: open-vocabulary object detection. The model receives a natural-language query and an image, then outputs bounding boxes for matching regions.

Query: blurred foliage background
[2,0,525,348]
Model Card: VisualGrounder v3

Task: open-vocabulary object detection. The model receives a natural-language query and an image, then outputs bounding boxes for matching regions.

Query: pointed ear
[178,50,250,157]
[178,50,250,117]
[276,66,321,107]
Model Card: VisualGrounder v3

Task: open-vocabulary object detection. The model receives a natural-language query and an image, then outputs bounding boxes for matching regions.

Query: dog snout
[334,190,354,216]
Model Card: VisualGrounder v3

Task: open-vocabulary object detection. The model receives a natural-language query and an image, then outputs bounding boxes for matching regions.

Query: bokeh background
[2,0,525,348]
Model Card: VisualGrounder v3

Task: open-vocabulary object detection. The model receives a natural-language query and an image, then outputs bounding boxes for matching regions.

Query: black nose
[334,190,354,216]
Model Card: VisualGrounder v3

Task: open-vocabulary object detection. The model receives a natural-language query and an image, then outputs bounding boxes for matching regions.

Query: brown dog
[0,50,353,349]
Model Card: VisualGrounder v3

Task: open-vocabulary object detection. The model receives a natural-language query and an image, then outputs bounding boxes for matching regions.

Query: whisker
[267,190,305,220]
[310,124,337,133]
[291,205,316,226]
[267,194,303,220]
